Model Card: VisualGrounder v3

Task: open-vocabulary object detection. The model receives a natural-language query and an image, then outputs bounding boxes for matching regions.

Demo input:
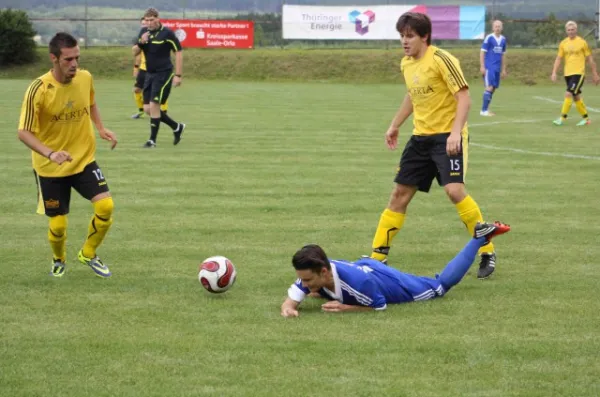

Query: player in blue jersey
[280,222,510,317]
[479,20,507,116]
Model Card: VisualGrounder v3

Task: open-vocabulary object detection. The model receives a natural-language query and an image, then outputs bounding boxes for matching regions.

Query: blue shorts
[484,69,501,89]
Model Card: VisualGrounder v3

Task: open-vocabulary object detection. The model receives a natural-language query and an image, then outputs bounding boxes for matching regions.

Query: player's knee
[49,215,68,236]
[444,184,466,204]
[143,104,151,114]
[389,185,415,210]
[133,87,141,93]
[93,197,114,220]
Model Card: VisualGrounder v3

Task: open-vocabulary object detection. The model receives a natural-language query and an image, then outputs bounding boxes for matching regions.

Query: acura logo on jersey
[409,86,434,96]
[51,106,90,122]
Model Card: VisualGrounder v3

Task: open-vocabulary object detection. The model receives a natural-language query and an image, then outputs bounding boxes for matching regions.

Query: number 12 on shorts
[92,168,105,181]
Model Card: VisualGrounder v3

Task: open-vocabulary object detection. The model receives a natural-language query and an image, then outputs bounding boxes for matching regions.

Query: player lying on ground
[281,222,510,317]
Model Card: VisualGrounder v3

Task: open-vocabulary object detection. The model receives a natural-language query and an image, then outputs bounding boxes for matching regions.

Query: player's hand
[141,31,150,44]
[593,73,600,85]
[173,76,182,87]
[446,133,462,156]
[480,66,486,76]
[385,126,399,150]
[99,129,118,150]
[133,69,138,78]
[281,307,299,318]
[321,301,350,313]
[49,150,72,165]
[501,70,507,79]
[551,73,557,82]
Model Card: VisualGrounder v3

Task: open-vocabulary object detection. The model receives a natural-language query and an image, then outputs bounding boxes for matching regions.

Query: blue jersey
[481,34,506,70]
[287,258,445,310]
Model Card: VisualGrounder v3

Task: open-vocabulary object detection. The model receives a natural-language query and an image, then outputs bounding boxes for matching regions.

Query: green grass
[1,79,600,396]
[3,47,596,85]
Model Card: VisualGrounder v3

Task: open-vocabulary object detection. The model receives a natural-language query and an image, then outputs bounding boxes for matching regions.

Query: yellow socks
[82,197,114,258]
[575,99,588,118]
[134,91,143,111]
[371,209,405,261]
[48,215,67,262]
[456,195,494,255]
[561,97,573,119]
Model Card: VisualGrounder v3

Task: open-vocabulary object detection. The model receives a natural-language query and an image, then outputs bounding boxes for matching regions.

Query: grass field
[1,79,599,396]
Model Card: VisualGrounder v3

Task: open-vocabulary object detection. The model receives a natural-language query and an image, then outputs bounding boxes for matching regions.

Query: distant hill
[1,0,597,18]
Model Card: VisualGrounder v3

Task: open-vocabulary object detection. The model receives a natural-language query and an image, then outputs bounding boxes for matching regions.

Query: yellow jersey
[18,69,96,178]
[401,46,469,136]
[558,36,591,76]
[140,51,147,71]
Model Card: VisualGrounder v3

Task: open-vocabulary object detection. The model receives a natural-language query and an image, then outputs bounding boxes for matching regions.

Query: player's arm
[501,40,508,77]
[584,41,599,84]
[18,129,72,165]
[433,51,470,155]
[281,297,301,318]
[586,54,599,84]
[385,93,413,150]
[479,50,486,76]
[17,80,71,164]
[88,79,118,149]
[281,279,308,318]
[321,277,387,313]
[90,103,117,150]
[551,44,564,81]
[133,53,141,77]
[321,301,375,312]
[169,30,183,86]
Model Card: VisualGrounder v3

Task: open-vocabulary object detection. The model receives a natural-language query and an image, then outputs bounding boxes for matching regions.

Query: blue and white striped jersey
[481,34,506,70]
[287,258,445,310]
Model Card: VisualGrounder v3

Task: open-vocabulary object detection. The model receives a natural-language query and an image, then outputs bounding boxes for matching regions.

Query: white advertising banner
[282,4,486,40]
[282,5,418,40]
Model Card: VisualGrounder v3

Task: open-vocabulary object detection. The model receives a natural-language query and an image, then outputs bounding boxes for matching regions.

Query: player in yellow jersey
[131,16,168,119]
[368,12,500,279]
[551,21,599,126]
[18,32,118,278]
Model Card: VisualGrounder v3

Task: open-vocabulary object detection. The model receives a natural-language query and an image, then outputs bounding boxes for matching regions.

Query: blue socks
[438,237,486,290]
[482,90,493,112]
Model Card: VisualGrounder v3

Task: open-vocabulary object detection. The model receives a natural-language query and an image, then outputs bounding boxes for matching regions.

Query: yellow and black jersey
[18,69,96,177]
[401,45,469,136]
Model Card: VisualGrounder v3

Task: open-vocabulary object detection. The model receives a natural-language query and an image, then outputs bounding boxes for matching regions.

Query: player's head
[396,12,432,57]
[492,20,503,35]
[144,7,160,30]
[49,32,79,83]
[292,244,331,292]
[140,16,148,28]
[565,21,578,38]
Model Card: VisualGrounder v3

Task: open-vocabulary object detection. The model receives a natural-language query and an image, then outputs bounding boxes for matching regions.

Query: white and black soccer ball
[198,256,237,293]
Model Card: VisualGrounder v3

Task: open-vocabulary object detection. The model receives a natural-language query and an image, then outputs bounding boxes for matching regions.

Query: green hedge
[0,46,582,85]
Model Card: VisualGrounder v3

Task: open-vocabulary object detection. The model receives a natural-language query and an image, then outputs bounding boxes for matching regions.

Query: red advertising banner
[161,19,254,49]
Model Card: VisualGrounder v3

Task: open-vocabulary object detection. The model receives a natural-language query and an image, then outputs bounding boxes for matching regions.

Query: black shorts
[134,69,147,89]
[34,161,110,217]
[394,133,466,193]
[565,74,584,95]
[143,70,174,105]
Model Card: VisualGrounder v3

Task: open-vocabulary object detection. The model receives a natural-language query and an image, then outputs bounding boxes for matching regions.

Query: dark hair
[396,12,432,45]
[140,16,145,21]
[144,7,159,18]
[49,32,78,58]
[292,244,331,273]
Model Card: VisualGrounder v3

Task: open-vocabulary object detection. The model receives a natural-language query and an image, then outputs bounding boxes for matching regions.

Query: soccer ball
[198,256,237,293]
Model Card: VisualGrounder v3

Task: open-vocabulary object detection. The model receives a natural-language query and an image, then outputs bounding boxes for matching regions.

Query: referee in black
[133,7,185,148]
